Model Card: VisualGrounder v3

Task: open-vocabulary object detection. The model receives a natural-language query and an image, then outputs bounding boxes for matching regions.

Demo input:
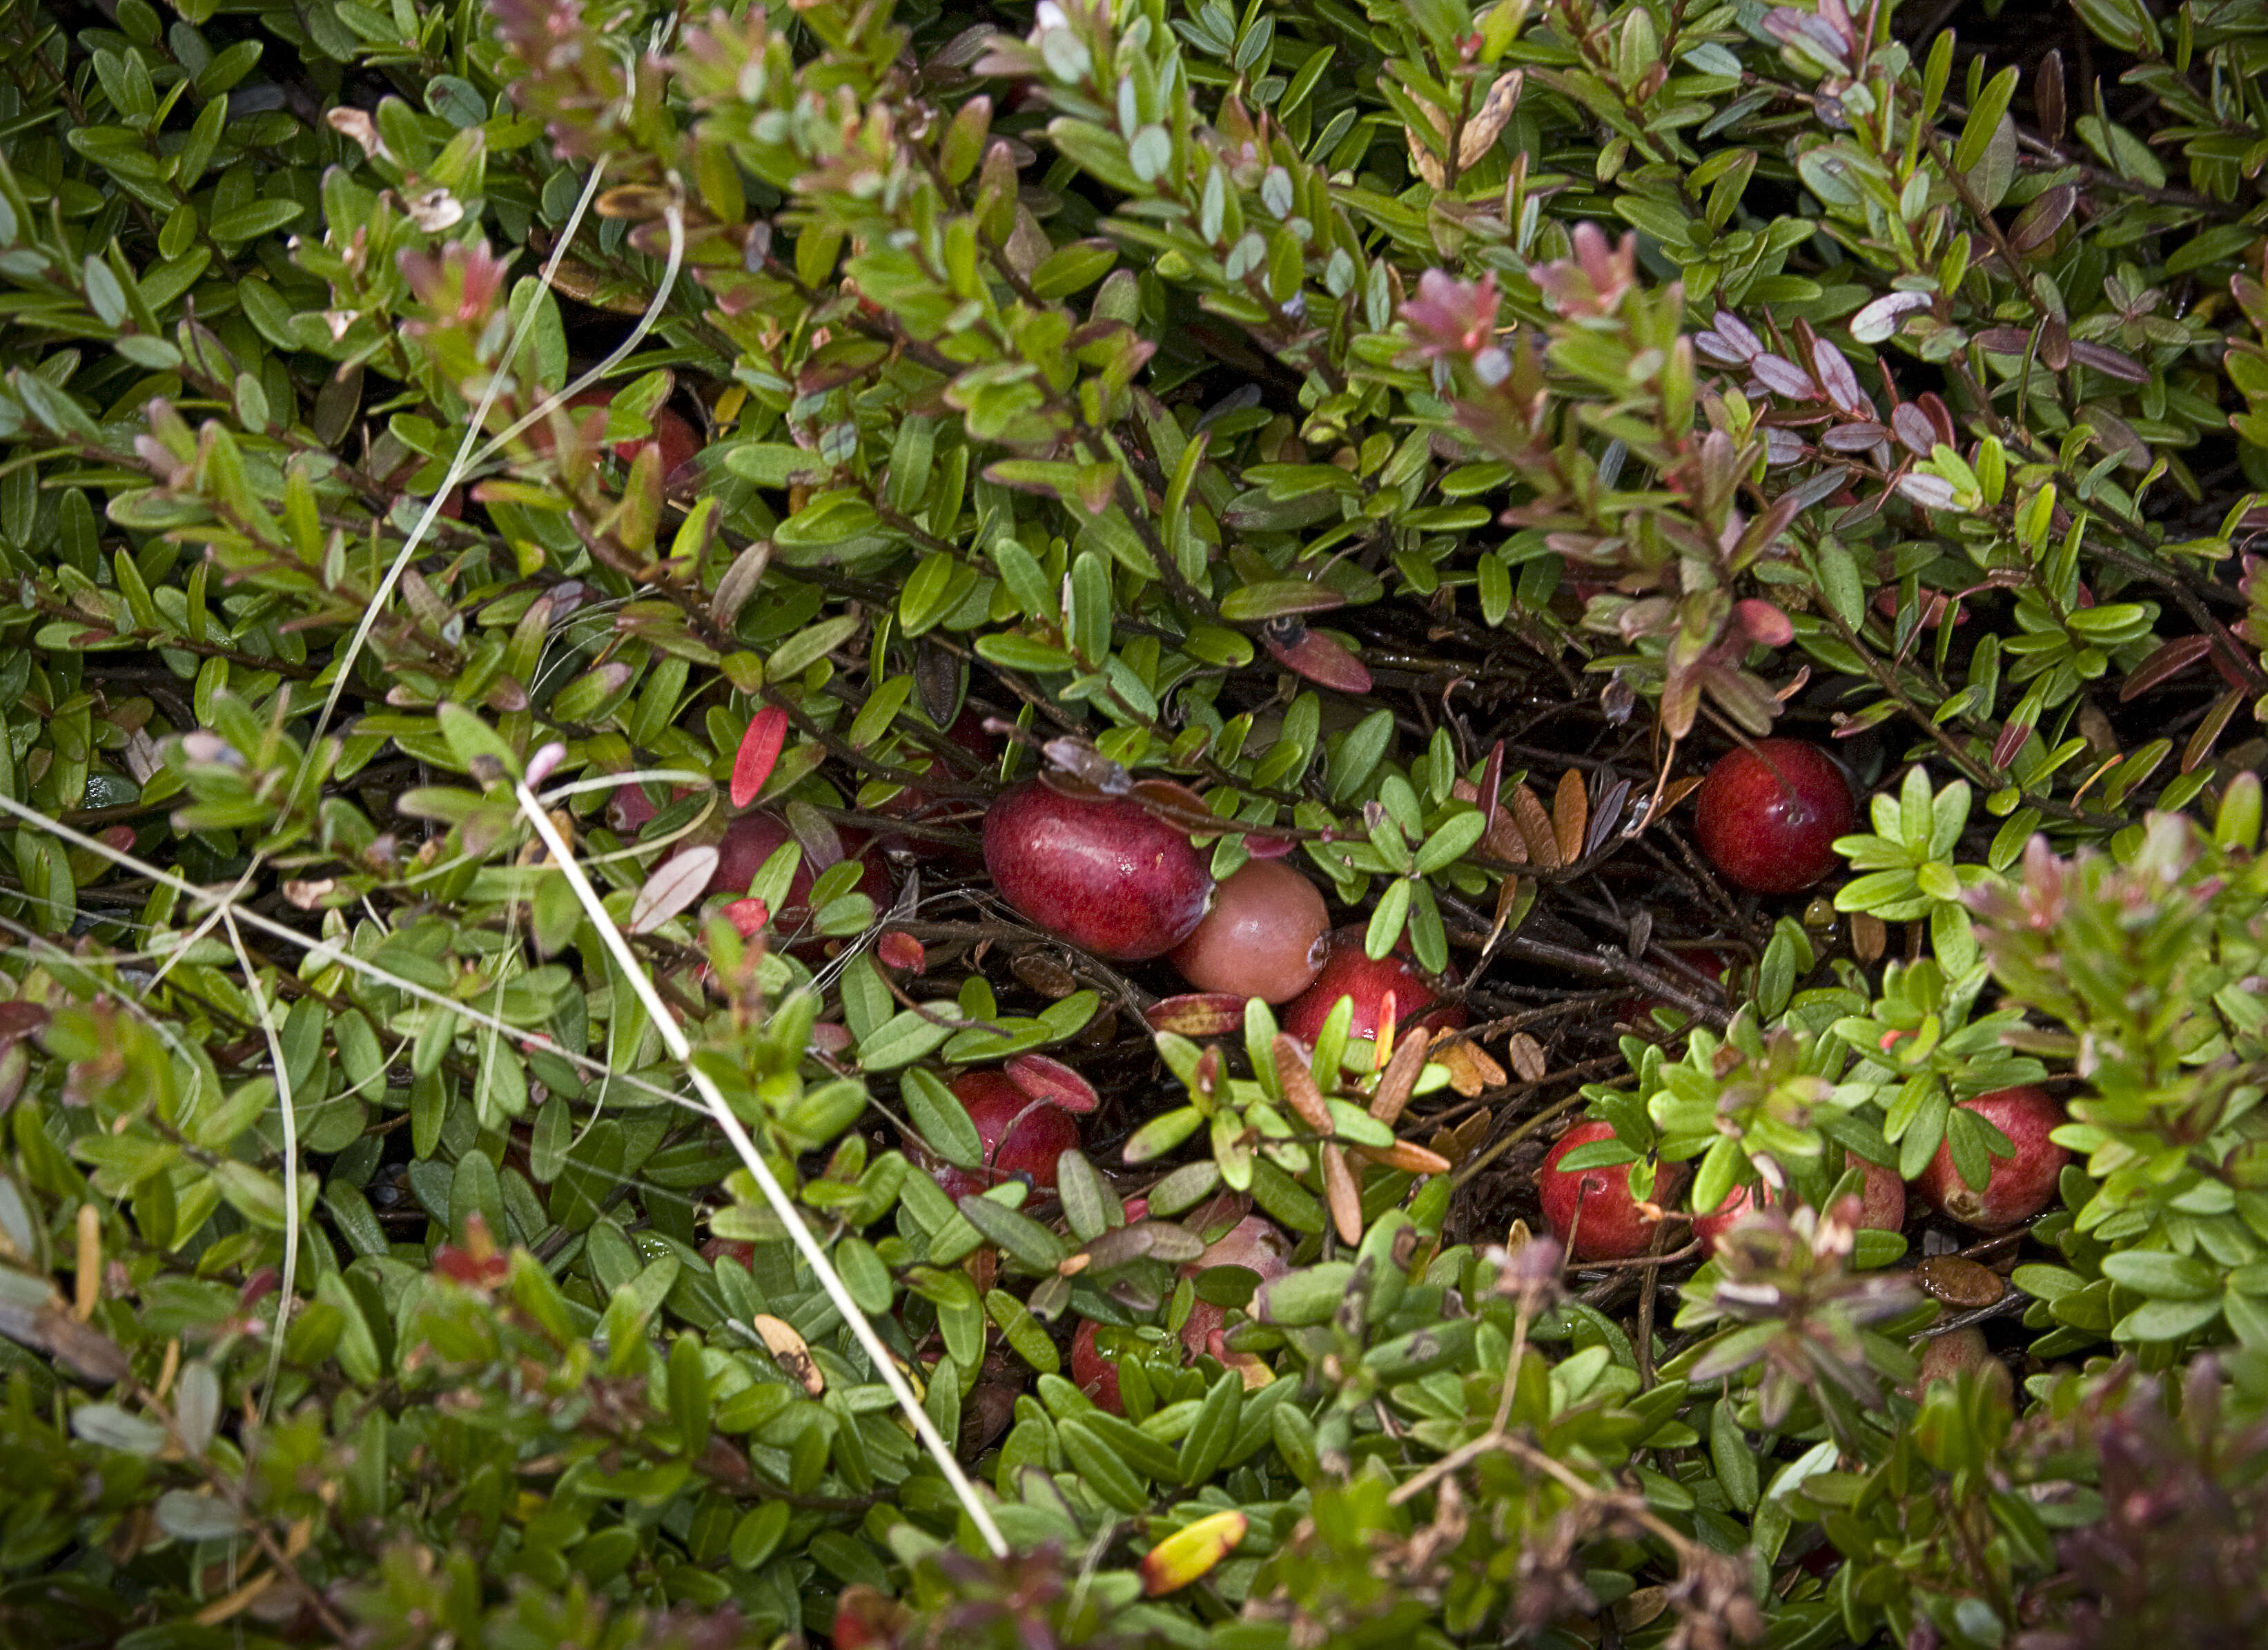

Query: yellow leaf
[1140,1508,1249,1596]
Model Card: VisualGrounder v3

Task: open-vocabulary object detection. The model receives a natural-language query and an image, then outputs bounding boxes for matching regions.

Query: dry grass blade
[219,912,299,1420]
[1273,1034,1336,1133]
[508,784,1008,1555]
[1553,769,1587,867]
[0,794,1012,1549]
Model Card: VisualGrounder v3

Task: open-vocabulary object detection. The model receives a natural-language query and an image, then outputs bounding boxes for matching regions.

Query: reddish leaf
[2183,688,2244,773]
[2120,634,2214,701]
[1973,328,2035,355]
[730,705,790,808]
[2009,184,2075,253]
[1144,993,1249,1037]
[1258,617,1372,693]
[1750,353,1818,400]
[0,1001,51,1046]
[2069,340,2149,383]
[1806,331,1869,417]
[877,929,926,972]
[1356,1138,1455,1175]
[1890,402,1937,456]
[721,897,771,938]
[1007,1051,1099,1113]
[1821,420,1890,452]
[1993,718,2033,770]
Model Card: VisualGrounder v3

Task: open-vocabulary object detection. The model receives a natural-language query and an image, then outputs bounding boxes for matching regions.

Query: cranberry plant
[4,0,2268,1644]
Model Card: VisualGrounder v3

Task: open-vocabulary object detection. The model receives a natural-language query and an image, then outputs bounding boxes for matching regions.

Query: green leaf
[1953,67,2020,173]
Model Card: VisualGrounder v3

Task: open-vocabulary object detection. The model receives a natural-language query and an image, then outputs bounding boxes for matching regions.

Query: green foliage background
[3,0,2268,1644]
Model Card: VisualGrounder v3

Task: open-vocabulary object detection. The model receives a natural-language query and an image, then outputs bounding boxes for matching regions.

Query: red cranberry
[705,813,891,921]
[1169,861,1330,1004]
[538,388,701,482]
[1536,1120,1686,1263]
[1692,739,1857,895]
[1692,1158,1905,1255]
[879,706,1000,819]
[1069,1321,1189,1415]
[1280,928,1465,1045]
[1071,1318,1122,1413]
[1915,1085,2069,1230]
[1176,1214,1293,1360]
[1912,1327,2011,1402]
[1620,947,1732,1021]
[982,782,1213,961]
[928,1071,1081,1201]
[701,1236,755,1269]
[1857,1156,1908,1233]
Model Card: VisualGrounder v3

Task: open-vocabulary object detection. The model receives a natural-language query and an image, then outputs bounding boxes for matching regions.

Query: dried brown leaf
[1850,910,1887,964]
[752,1314,825,1394]
[1458,69,1524,168]
[1272,1035,1336,1134]
[1431,1038,1502,1098]
[1369,1029,1431,1127]
[1915,1254,2003,1308]
[1552,769,1587,868]
[1505,1031,1547,1084]
[1510,784,1561,869]
[1321,1143,1363,1243]
[1357,1139,1454,1176]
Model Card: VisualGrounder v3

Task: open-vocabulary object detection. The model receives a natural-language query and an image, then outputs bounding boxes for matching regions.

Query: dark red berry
[928,1070,1081,1201]
[1071,1318,1121,1414]
[1170,860,1330,1004]
[1911,1327,2011,1403]
[1175,1213,1292,1360]
[1914,1085,2069,1230]
[1692,1158,1905,1254]
[1537,1120,1686,1262]
[701,813,892,930]
[1280,928,1465,1045]
[982,781,1213,961]
[1692,739,1857,894]
[542,388,701,482]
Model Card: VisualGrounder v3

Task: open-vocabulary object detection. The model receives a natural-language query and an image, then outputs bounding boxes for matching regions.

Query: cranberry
[704,813,891,922]
[1176,1213,1293,1360]
[701,1236,755,1269]
[1915,1085,2069,1230]
[1071,1318,1122,1413]
[928,1070,1081,1201]
[1280,928,1465,1045]
[982,782,1213,961]
[1912,1327,2011,1403]
[1169,860,1331,1004]
[1692,739,1857,895]
[878,706,1000,819]
[1692,1158,1905,1255]
[536,388,701,482]
[1536,1120,1686,1263]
